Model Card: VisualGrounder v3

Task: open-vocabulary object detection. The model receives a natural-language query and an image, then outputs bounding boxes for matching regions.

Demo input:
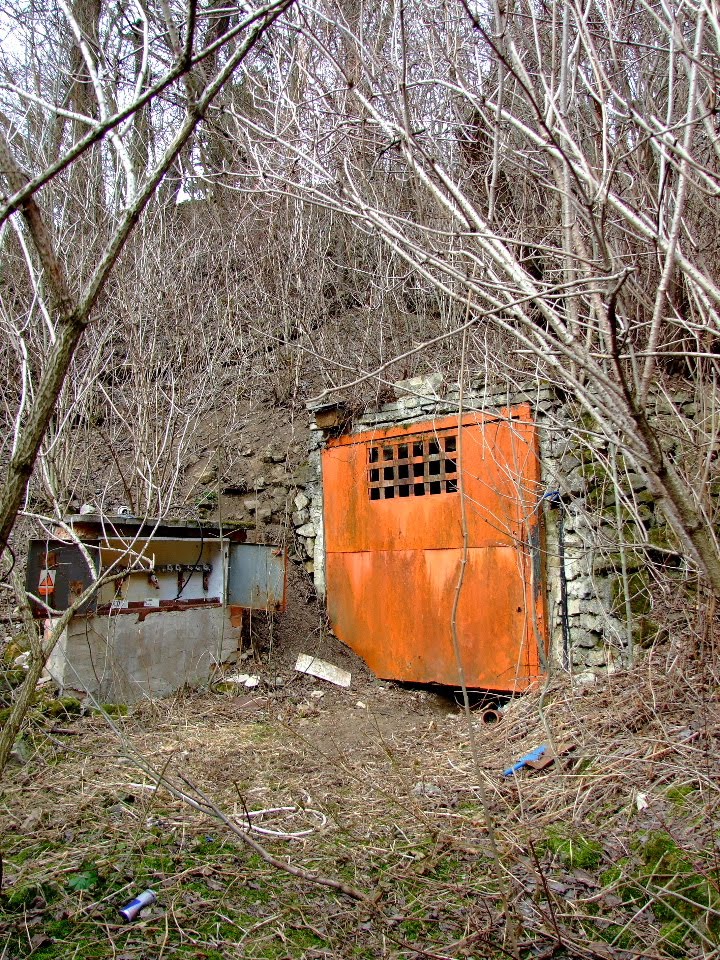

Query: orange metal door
[322,406,546,691]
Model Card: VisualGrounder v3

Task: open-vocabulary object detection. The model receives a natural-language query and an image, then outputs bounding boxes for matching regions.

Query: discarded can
[119,889,157,921]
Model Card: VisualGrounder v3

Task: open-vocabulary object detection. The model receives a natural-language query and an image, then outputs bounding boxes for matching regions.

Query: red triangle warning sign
[38,569,56,596]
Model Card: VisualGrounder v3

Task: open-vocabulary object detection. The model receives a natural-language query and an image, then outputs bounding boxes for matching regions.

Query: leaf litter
[1,643,719,959]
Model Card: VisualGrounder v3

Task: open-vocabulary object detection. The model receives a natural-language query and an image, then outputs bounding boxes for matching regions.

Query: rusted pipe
[480,708,502,724]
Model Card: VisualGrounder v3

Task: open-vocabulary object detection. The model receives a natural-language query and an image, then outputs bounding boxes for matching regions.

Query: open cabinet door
[226,543,287,612]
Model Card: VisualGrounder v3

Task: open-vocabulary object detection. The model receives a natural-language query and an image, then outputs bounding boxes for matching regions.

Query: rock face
[204,429,299,527]
[295,375,701,676]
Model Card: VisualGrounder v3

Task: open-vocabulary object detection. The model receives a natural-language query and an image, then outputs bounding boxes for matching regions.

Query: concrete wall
[293,374,690,676]
[48,605,240,703]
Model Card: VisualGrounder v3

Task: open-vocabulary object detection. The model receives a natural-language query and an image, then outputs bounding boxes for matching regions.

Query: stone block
[394,373,443,396]
[593,551,643,574]
[292,463,313,487]
[563,532,589,549]
[625,473,648,492]
[571,627,599,649]
[573,612,604,633]
[563,561,588,585]
[564,469,586,495]
[573,671,597,685]
[582,647,611,667]
[263,444,287,463]
[567,576,594,598]
[567,597,605,617]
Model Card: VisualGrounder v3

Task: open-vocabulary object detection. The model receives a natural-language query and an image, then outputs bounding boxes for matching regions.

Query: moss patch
[611,570,651,618]
[41,696,83,719]
[542,827,604,870]
[666,784,698,807]
[627,831,720,945]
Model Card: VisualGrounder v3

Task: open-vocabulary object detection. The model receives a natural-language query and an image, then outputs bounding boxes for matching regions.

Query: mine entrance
[322,405,547,691]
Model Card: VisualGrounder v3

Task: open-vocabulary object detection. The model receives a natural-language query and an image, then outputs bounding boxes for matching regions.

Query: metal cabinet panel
[226,543,287,611]
[25,540,99,616]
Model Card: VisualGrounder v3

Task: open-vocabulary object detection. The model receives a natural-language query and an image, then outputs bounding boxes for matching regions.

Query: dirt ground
[1,621,719,960]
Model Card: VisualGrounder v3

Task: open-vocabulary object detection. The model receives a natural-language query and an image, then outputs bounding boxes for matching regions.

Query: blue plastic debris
[503,745,548,776]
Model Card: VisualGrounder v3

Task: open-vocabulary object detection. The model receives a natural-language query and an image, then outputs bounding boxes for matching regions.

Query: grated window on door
[368,433,458,500]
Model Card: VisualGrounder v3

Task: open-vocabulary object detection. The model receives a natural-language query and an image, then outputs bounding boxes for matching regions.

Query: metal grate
[368,433,458,500]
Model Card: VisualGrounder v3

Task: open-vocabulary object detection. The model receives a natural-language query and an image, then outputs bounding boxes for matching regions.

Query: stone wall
[293,375,692,675]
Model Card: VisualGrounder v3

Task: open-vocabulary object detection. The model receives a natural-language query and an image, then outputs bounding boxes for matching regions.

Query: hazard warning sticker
[38,569,56,596]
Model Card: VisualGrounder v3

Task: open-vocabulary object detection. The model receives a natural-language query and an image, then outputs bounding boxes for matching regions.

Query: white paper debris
[225,673,261,688]
[295,654,351,688]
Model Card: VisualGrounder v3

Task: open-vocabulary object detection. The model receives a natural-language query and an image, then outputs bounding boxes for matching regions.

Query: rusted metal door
[322,406,546,691]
